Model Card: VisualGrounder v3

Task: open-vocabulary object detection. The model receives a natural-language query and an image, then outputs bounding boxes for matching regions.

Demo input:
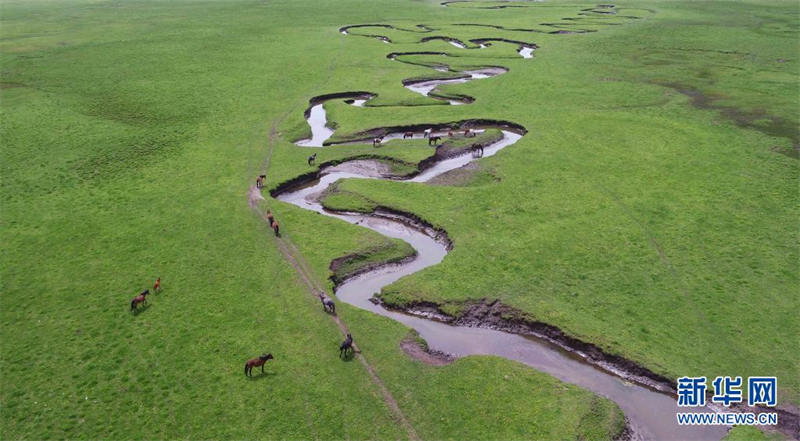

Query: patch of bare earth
[400,334,454,366]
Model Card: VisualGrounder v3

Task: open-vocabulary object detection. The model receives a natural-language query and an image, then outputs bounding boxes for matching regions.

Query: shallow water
[404,68,506,104]
[295,104,335,147]
[277,129,728,441]
[519,46,534,58]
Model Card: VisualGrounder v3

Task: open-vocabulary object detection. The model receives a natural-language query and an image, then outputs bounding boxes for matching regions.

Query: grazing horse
[153,277,161,293]
[463,129,472,137]
[339,333,353,358]
[447,130,454,137]
[423,128,432,138]
[403,131,414,139]
[271,220,280,237]
[428,136,441,146]
[318,292,336,314]
[130,289,149,312]
[308,153,317,166]
[256,175,264,189]
[244,353,274,376]
[373,136,384,147]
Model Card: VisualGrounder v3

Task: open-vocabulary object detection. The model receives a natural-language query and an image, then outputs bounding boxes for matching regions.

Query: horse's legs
[261,364,265,373]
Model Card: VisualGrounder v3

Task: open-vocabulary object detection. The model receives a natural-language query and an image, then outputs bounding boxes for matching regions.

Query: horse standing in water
[308,153,317,166]
[244,353,274,376]
[130,289,149,312]
[403,131,414,139]
[339,333,353,358]
[423,128,432,138]
[428,136,441,146]
[271,220,280,237]
[318,292,336,314]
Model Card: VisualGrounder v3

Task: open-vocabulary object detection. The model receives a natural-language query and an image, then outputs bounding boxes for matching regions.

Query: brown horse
[403,131,414,139]
[256,175,266,189]
[271,220,280,237]
[244,353,274,376]
[153,278,161,293]
[130,289,149,312]
[428,136,441,146]
[266,210,275,225]
[339,333,353,358]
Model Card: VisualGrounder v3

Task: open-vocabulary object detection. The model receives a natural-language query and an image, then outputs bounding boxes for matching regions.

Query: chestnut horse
[244,353,274,376]
[130,289,149,312]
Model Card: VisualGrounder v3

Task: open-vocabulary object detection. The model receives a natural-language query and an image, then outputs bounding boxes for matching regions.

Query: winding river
[275,7,732,440]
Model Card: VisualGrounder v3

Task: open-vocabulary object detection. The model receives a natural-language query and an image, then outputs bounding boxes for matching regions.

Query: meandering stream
[275,9,731,439]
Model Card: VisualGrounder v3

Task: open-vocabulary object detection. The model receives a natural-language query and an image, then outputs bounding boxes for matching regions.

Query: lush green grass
[1,0,638,439]
[723,426,786,441]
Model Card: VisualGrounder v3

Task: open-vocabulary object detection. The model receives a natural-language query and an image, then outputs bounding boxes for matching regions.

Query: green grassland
[0,0,645,439]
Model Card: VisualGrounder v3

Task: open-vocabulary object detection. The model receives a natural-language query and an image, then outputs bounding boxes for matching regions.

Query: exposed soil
[304,91,376,117]
[400,333,454,366]
[425,162,490,186]
[329,250,417,286]
[662,82,799,159]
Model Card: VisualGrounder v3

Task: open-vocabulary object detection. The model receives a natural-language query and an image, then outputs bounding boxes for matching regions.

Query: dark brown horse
[428,136,441,146]
[271,220,280,237]
[308,153,317,166]
[130,289,149,312]
[244,353,274,376]
[256,175,266,189]
[403,131,414,139]
[339,333,353,358]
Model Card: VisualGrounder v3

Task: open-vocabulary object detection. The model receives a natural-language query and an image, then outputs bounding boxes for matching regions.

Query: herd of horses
[239,128,483,378]
[372,127,476,147]
[128,275,350,377]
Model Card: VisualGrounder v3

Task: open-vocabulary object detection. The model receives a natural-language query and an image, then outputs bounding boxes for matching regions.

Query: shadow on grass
[130,303,151,316]
[247,371,277,381]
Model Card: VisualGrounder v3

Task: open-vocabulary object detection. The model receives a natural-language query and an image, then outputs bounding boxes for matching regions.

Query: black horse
[339,333,353,358]
[428,136,441,146]
[244,353,274,376]
[308,153,317,166]
[318,292,336,314]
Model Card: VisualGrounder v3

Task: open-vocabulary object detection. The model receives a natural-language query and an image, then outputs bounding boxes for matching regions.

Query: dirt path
[248,114,421,441]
